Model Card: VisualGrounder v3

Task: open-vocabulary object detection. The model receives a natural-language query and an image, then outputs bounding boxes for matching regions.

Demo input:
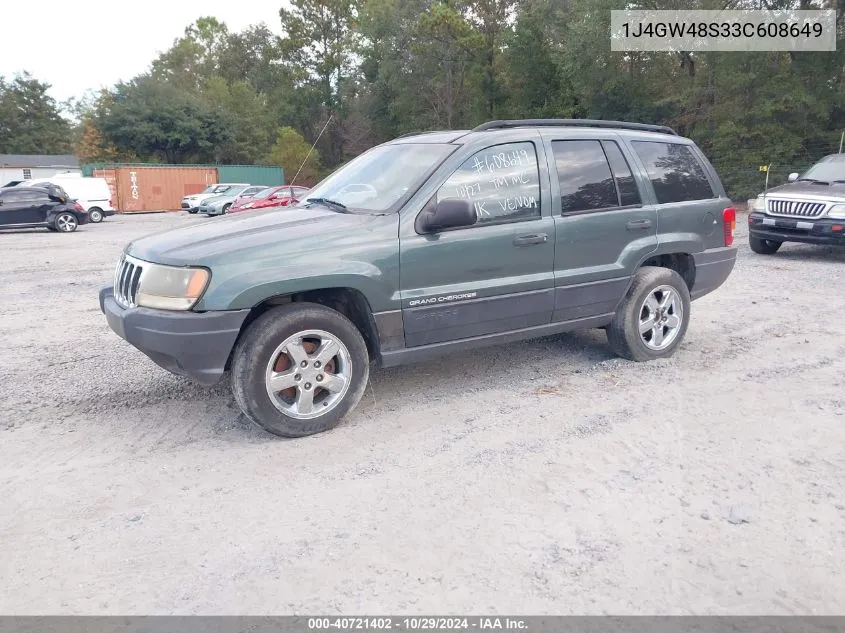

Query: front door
[399,139,556,347]
[544,136,658,322]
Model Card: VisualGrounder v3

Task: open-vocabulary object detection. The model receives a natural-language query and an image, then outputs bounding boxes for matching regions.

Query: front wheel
[54,213,78,233]
[188,209,198,214]
[606,266,691,362]
[89,208,104,223]
[222,203,231,214]
[749,235,782,254]
[230,303,370,437]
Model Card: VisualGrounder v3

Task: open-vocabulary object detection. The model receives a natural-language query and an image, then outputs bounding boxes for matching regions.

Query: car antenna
[290,114,332,187]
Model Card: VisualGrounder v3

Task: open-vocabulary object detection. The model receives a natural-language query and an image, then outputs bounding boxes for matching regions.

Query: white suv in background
[19,175,115,223]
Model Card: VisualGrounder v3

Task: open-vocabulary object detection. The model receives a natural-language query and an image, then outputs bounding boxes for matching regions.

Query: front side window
[552,140,618,213]
[305,143,457,213]
[631,141,716,204]
[436,141,541,226]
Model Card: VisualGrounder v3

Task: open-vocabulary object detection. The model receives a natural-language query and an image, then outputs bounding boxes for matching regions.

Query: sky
[0,0,285,104]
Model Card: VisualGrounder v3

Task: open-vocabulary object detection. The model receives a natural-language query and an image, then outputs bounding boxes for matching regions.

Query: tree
[268,126,322,186]
[279,0,361,165]
[0,73,71,154]
[97,76,232,163]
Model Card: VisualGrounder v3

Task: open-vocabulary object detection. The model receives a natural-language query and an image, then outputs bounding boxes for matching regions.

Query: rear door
[626,139,728,252]
[544,134,658,322]
[399,138,556,347]
[0,189,47,225]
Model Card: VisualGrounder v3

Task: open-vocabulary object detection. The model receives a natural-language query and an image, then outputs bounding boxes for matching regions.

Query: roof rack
[395,130,426,139]
[471,119,678,136]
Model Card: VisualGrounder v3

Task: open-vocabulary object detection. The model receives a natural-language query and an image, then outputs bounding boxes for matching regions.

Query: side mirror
[417,198,477,233]
[787,172,799,182]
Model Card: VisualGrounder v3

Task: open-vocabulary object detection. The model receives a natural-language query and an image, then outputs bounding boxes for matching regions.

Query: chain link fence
[697,135,845,208]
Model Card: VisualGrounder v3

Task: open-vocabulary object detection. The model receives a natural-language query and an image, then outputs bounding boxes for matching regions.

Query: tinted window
[2,189,47,201]
[631,141,715,203]
[552,140,617,213]
[602,141,641,206]
[437,142,541,225]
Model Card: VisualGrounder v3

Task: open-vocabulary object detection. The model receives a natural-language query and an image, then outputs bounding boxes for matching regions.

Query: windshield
[799,160,845,183]
[212,185,233,193]
[303,143,456,212]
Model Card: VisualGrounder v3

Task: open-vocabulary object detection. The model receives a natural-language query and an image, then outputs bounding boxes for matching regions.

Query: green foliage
[5,2,845,202]
[269,126,322,186]
[0,73,71,154]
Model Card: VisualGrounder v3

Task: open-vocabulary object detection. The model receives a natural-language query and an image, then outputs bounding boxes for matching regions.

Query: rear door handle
[513,233,548,246]
[626,219,653,230]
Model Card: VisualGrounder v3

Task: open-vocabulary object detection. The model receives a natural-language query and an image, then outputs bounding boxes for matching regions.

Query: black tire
[188,209,198,214]
[89,208,104,223]
[749,235,782,254]
[54,212,78,233]
[222,203,231,214]
[230,302,370,438]
[606,266,691,362]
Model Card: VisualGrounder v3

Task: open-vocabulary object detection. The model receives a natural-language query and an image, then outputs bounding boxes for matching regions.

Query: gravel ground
[1,213,844,615]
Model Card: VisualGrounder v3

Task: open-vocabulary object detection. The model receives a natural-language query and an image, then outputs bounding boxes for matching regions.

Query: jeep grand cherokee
[100,119,737,438]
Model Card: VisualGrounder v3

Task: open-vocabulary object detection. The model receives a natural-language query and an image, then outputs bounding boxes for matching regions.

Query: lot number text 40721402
[307,617,529,631]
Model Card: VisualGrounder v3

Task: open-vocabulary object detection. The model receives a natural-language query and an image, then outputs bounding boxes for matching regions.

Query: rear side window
[631,141,716,203]
[2,189,47,202]
[437,141,541,226]
[552,140,642,213]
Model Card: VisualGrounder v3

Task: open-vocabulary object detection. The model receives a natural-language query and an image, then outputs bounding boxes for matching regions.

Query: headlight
[136,263,210,310]
[827,204,845,219]
[750,197,765,212]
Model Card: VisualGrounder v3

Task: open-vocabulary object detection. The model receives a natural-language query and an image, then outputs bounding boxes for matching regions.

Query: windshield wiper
[797,178,829,185]
[305,197,349,213]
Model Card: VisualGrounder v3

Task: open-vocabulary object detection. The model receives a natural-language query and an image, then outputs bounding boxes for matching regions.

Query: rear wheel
[89,208,104,223]
[54,213,78,233]
[230,303,370,437]
[606,266,691,362]
[749,235,782,254]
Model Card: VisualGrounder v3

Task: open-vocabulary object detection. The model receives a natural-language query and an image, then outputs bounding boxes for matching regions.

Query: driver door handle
[626,219,652,230]
[513,233,548,246]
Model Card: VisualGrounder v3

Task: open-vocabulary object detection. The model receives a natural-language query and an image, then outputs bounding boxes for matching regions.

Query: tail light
[75,202,85,213]
[109,198,113,208]
[722,207,736,246]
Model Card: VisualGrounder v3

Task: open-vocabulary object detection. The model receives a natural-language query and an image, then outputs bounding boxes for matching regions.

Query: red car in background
[228,185,311,214]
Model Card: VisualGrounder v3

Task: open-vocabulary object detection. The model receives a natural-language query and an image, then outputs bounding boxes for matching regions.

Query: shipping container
[105,167,218,212]
[84,163,285,187]
[217,165,284,186]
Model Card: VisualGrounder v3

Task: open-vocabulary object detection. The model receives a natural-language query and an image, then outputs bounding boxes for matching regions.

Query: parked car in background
[748,153,845,253]
[230,186,268,210]
[182,183,249,214]
[19,175,114,223]
[198,185,252,216]
[0,184,89,232]
[99,118,737,438]
[228,186,310,214]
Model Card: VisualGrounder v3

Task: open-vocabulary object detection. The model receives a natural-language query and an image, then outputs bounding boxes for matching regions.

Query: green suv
[99,119,737,437]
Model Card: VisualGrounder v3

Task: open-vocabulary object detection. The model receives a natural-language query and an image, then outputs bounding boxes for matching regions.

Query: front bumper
[200,206,225,216]
[99,287,250,385]
[748,212,845,246]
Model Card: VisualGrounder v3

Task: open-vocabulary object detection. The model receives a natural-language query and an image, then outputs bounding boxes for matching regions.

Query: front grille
[766,199,826,218]
[181,202,190,209]
[113,255,144,308]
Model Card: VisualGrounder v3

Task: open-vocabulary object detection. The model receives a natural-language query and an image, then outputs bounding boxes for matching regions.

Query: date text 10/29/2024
[308,617,529,631]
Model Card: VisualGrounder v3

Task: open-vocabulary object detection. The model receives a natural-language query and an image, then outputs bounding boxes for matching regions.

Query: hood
[762,181,845,202]
[183,191,218,201]
[200,193,237,205]
[126,207,383,266]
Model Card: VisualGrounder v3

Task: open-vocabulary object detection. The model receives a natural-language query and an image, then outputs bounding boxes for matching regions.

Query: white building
[0,155,81,187]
